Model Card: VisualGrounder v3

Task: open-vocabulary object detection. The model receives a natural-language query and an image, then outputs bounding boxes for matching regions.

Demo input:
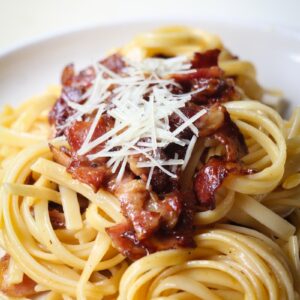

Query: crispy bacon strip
[196,104,248,161]
[115,180,182,240]
[0,255,37,297]
[128,150,178,194]
[106,221,195,261]
[50,144,110,192]
[106,222,148,260]
[172,50,239,104]
[169,104,247,162]
[194,156,254,209]
[49,54,125,136]
[50,112,115,192]
[106,190,195,260]
[67,159,109,192]
[116,180,160,240]
[100,54,126,74]
[191,49,220,68]
[65,115,114,154]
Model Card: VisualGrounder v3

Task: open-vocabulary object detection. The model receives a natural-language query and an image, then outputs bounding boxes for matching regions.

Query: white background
[0,0,300,51]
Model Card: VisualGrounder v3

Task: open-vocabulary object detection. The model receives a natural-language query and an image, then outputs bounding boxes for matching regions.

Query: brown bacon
[61,64,75,87]
[212,111,248,161]
[128,150,178,195]
[196,104,247,161]
[49,65,95,134]
[172,50,239,104]
[127,154,149,181]
[173,66,224,82]
[50,143,111,193]
[169,104,247,162]
[106,191,195,260]
[150,167,178,195]
[100,53,126,74]
[49,209,65,229]
[191,49,220,68]
[106,222,148,260]
[116,180,161,240]
[65,115,114,153]
[67,159,109,192]
[173,69,238,104]
[106,221,195,261]
[194,156,253,209]
[49,54,125,136]
[148,191,182,229]
[0,255,37,297]
[114,180,183,241]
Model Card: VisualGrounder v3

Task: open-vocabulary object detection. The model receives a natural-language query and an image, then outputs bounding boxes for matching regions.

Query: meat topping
[194,156,254,209]
[49,49,249,259]
[0,255,37,297]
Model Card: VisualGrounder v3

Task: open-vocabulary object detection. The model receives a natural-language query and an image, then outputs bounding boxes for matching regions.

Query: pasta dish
[0,26,299,300]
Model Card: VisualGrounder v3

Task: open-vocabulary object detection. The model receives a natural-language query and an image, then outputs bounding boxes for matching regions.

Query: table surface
[0,0,300,52]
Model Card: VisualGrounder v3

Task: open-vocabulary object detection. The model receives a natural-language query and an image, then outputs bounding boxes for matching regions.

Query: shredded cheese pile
[63,56,206,186]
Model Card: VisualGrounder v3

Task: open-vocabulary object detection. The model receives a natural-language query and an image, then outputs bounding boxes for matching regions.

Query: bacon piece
[49,65,95,134]
[191,49,220,69]
[106,222,148,260]
[150,167,178,195]
[65,116,114,153]
[173,66,223,82]
[197,104,247,161]
[191,77,237,104]
[100,54,126,74]
[169,104,247,161]
[213,111,248,161]
[173,69,238,104]
[48,95,76,133]
[106,191,195,260]
[49,209,65,229]
[106,221,195,261]
[147,191,182,229]
[49,54,125,136]
[194,103,224,136]
[115,180,182,241]
[169,107,197,140]
[73,66,96,89]
[67,159,109,192]
[61,64,75,87]
[116,180,160,240]
[0,255,37,297]
[49,143,110,192]
[194,156,254,209]
[48,85,84,136]
[127,150,178,195]
[49,144,71,167]
[127,154,149,181]
[61,63,96,89]
[172,49,239,104]
[50,113,114,192]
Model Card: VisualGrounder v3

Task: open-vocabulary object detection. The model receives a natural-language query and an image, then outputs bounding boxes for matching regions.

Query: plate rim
[1,17,300,59]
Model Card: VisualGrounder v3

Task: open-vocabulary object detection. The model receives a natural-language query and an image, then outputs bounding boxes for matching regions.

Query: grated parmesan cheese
[64,55,207,184]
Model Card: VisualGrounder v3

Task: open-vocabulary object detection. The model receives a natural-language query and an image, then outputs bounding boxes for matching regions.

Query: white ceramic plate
[0,20,300,109]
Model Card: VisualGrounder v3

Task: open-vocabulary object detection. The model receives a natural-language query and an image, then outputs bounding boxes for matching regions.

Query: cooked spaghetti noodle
[0,26,299,300]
